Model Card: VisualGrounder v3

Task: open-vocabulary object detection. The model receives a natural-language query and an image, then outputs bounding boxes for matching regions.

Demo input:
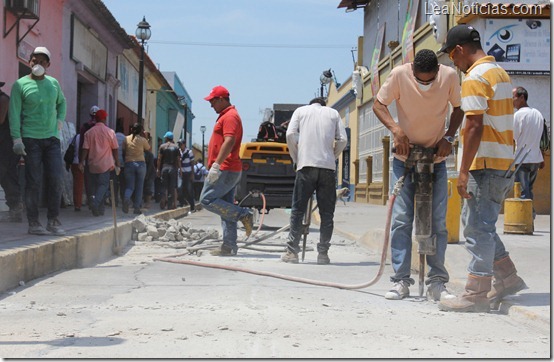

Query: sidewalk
[324,201,551,332]
[0,200,193,293]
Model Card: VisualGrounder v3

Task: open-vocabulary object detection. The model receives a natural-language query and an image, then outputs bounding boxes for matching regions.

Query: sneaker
[426,282,455,302]
[317,252,330,265]
[122,199,130,214]
[210,246,237,256]
[240,211,254,236]
[28,221,51,235]
[281,250,299,264]
[133,208,142,215]
[385,281,410,300]
[46,218,66,236]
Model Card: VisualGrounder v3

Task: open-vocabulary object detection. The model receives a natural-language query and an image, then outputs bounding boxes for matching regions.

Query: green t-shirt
[9,74,66,139]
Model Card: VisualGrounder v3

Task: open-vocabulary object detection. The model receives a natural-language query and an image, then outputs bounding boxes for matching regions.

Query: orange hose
[155,194,396,290]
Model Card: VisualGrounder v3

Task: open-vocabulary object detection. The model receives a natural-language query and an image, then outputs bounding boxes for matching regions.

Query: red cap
[204,85,230,101]
[95,109,108,121]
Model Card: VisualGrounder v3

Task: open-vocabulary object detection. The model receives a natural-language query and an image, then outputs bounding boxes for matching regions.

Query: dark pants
[0,137,22,210]
[286,167,337,254]
[22,137,63,223]
[160,165,178,208]
[193,181,204,201]
[91,171,111,214]
[178,171,196,210]
[515,162,540,218]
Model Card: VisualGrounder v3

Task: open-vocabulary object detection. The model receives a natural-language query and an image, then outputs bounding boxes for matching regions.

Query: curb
[0,206,192,295]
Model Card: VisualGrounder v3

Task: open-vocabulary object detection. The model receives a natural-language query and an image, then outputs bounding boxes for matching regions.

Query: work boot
[438,274,492,313]
[385,280,410,300]
[240,211,254,237]
[28,221,51,235]
[281,250,299,264]
[317,252,330,265]
[426,282,455,302]
[46,218,66,236]
[488,256,528,305]
[210,245,236,256]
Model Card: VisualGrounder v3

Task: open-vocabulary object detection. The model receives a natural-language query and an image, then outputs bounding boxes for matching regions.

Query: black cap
[439,24,481,53]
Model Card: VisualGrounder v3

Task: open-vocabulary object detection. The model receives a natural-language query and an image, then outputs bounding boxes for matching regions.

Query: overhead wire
[149,40,355,49]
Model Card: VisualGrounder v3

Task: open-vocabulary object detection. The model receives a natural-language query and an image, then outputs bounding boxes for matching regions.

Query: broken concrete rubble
[131,214,219,244]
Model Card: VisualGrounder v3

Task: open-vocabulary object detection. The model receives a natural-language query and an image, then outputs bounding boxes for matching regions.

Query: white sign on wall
[484,18,550,75]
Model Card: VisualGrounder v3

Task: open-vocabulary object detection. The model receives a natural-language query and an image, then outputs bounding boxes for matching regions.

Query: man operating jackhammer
[280,97,347,265]
[373,49,464,301]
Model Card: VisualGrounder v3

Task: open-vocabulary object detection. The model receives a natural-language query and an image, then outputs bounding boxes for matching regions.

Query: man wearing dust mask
[372,49,464,302]
[9,46,68,236]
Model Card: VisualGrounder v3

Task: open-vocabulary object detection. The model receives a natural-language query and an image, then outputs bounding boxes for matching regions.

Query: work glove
[13,138,26,156]
[115,166,121,176]
[206,162,221,184]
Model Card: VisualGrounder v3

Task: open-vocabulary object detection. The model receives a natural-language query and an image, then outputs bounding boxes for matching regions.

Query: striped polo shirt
[461,56,514,171]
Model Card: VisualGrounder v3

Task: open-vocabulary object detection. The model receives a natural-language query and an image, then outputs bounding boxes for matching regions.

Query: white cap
[90,105,100,115]
[32,46,51,61]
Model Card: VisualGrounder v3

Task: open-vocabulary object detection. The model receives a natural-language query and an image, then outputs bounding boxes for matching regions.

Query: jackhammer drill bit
[413,146,437,297]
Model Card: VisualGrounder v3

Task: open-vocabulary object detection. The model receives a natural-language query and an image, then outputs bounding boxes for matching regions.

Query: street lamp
[320,69,333,98]
[200,125,206,164]
[136,16,151,125]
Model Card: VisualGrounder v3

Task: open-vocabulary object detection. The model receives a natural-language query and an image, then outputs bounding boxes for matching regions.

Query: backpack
[63,135,77,169]
[540,119,550,152]
[194,164,204,181]
[257,121,277,141]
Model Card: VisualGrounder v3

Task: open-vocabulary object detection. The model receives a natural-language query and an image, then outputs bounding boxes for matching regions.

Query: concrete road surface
[0,208,549,359]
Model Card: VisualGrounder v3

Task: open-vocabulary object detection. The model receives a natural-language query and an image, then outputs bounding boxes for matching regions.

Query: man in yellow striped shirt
[437,25,526,313]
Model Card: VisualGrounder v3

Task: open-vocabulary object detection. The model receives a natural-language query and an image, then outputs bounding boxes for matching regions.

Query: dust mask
[31,64,45,77]
[417,82,432,92]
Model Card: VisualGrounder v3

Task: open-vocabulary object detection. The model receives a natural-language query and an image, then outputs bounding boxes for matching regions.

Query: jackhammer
[401,145,437,297]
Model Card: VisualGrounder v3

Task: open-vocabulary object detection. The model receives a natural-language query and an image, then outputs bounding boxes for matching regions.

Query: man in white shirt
[281,97,347,265]
[512,86,546,218]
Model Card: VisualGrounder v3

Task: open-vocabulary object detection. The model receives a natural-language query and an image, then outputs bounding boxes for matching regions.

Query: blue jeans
[90,171,111,213]
[199,170,248,252]
[22,137,63,223]
[390,158,449,285]
[462,169,512,277]
[515,163,540,218]
[124,161,146,209]
[287,167,337,254]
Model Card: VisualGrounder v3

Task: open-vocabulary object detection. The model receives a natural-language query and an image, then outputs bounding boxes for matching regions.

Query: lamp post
[135,16,151,125]
[200,125,206,164]
[319,69,333,98]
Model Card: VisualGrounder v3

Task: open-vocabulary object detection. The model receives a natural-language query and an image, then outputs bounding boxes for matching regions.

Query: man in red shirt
[200,85,253,256]
[79,109,120,216]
